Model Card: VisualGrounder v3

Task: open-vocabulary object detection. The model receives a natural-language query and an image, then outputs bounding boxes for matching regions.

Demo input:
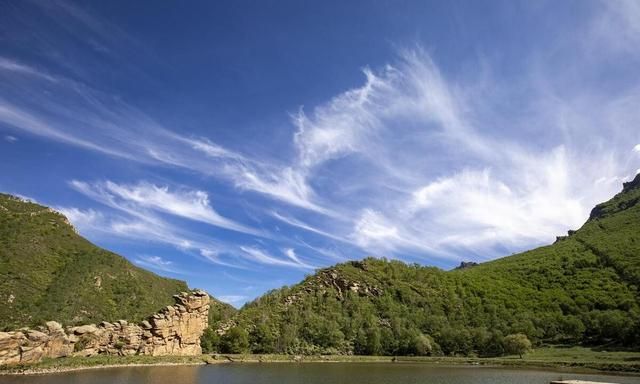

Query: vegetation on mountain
[0,194,188,330]
[206,175,640,356]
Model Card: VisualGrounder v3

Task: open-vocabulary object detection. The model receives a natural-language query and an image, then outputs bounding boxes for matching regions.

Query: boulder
[73,324,98,335]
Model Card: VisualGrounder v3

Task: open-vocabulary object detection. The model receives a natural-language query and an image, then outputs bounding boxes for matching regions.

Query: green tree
[250,322,277,353]
[412,333,436,356]
[365,326,383,355]
[559,315,586,342]
[503,333,532,358]
[438,327,472,356]
[221,326,249,353]
[200,327,221,353]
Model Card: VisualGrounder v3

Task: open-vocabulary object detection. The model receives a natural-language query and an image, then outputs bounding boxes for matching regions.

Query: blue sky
[1,1,640,307]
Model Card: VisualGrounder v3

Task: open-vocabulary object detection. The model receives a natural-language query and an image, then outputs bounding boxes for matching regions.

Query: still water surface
[1,363,639,384]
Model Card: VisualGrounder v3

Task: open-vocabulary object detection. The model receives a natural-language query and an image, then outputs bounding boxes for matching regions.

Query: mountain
[0,193,190,330]
[209,175,640,355]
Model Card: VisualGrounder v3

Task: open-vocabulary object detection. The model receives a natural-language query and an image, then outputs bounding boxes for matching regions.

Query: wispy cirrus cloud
[270,210,348,243]
[60,180,324,270]
[92,181,263,236]
[3,0,640,277]
[133,255,187,275]
[0,57,327,212]
[239,246,315,270]
[0,57,59,83]
[283,42,640,259]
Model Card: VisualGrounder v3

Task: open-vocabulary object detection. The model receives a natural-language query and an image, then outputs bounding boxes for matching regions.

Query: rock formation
[0,290,210,365]
[454,261,479,270]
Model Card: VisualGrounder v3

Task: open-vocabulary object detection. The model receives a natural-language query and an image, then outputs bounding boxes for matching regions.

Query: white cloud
[293,68,385,169]
[283,248,316,269]
[61,207,245,269]
[217,295,247,306]
[0,57,59,83]
[70,180,262,236]
[62,184,249,268]
[634,144,640,153]
[231,166,325,213]
[270,211,348,243]
[56,207,103,230]
[591,0,640,56]
[290,45,639,259]
[134,255,184,274]
[240,246,314,269]
[409,161,585,250]
[352,209,400,247]
[0,73,326,212]
[4,135,17,143]
[0,103,136,159]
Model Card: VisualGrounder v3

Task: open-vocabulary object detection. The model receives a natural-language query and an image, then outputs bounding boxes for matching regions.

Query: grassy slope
[222,175,640,354]
[0,193,189,329]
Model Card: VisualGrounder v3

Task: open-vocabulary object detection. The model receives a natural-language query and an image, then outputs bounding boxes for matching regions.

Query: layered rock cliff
[0,290,210,365]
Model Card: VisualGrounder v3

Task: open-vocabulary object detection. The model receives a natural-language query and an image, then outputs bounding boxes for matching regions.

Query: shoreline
[2,353,640,376]
[1,361,208,376]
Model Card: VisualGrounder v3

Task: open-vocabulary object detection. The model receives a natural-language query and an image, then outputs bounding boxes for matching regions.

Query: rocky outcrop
[0,290,209,365]
[454,261,479,270]
[278,268,383,307]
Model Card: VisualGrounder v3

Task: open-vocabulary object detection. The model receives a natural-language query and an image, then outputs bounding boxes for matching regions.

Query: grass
[223,347,640,373]
[2,347,639,375]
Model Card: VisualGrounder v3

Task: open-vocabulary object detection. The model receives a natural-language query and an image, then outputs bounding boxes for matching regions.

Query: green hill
[0,193,190,330]
[209,175,640,356]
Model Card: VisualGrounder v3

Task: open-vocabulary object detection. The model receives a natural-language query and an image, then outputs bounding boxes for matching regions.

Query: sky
[1,0,640,307]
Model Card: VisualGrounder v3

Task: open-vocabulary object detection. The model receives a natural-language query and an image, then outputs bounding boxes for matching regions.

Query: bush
[220,326,249,354]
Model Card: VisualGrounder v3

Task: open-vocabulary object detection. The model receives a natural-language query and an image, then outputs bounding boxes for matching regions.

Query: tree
[503,333,532,358]
[412,334,436,356]
[438,327,472,356]
[200,327,221,353]
[365,326,382,355]
[251,322,277,353]
[221,326,249,353]
[559,315,585,342]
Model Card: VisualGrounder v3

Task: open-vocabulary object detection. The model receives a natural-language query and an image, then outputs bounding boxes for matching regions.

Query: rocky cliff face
[0,290,210,365]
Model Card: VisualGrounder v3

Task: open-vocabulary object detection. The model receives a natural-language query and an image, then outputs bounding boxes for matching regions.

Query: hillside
[0,193,190,330]
[208,175,640,356]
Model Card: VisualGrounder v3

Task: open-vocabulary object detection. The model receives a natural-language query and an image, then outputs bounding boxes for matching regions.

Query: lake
[1,363,639,384]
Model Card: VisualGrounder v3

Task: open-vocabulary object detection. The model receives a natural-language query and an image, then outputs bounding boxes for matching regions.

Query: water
[1,363,639,384]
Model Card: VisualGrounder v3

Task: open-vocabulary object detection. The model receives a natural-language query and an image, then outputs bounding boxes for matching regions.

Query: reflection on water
[0,363,638,384]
